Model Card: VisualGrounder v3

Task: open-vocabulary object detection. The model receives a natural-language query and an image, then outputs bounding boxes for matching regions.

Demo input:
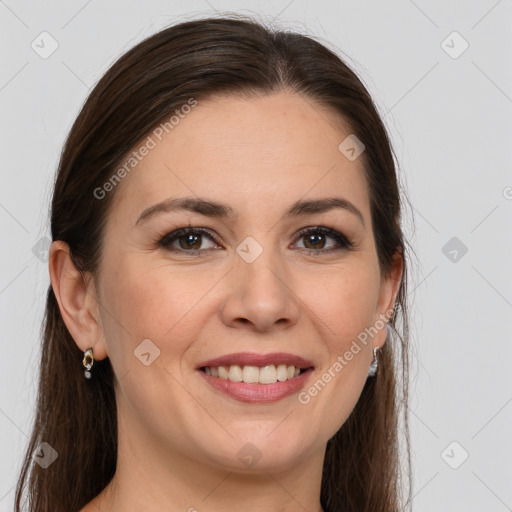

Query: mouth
[196,351,314,384]
[199,363,311,384]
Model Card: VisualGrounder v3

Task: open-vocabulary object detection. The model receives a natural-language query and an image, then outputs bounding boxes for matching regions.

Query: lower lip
[197,368,314,404]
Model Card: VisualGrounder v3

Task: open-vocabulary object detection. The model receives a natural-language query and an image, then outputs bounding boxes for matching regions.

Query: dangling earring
[82,348,94,379]
[367,346,379,377]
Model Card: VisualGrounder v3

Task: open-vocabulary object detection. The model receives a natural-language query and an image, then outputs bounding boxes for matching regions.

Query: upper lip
[196,352,315,370]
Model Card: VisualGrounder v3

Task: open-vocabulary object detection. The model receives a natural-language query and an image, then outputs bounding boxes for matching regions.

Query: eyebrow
[135,196,365,228]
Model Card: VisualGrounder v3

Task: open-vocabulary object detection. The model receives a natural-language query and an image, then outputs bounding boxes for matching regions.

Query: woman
[15,14,413,512]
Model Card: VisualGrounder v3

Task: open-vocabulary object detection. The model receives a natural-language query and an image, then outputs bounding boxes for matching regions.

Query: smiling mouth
[200,363,310,385]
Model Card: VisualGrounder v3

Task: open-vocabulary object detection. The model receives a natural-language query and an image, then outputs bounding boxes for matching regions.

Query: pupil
[306,233,324,248]
[181,234,200,249]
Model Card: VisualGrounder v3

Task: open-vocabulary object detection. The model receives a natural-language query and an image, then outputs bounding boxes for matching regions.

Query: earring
[367,346,379,377]
[82,348,94,379]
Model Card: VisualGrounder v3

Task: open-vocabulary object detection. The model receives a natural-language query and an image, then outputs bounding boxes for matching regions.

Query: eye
[157,227,221,255]
[157,224,355,256]
[293,225,354,254]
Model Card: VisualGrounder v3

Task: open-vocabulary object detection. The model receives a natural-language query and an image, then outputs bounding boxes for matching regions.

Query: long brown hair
[15,14,413,512]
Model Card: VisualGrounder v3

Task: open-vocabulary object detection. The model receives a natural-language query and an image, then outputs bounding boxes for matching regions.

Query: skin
[50,90,402,512]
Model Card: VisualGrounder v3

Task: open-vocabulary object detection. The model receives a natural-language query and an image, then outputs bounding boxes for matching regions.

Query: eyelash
[156,224,355,256]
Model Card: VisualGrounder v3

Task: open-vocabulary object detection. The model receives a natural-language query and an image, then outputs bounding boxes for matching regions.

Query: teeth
[243,365,259,383]
[277,364,288,381]
[228,365,243,382]
[259,365,276,384]
[202,364,305,384]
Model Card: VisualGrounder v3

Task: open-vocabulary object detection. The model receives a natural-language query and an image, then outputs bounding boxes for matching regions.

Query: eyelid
[293,225,354,250]
[157,224,355,253]
[157,226,222,248]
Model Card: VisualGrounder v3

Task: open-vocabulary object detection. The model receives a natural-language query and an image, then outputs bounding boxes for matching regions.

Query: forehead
[109,91,370,224]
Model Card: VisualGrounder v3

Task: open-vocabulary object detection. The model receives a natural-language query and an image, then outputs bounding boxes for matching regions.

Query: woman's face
[89,91,401,473]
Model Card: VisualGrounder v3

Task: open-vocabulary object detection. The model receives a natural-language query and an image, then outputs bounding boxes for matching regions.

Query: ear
[372,250,403,350]
[48,240,108,360]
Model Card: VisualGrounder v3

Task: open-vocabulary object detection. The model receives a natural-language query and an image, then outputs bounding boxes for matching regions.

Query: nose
[219,247,300,332]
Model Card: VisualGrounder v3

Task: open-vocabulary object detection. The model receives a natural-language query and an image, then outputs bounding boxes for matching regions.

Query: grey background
[1,1,511,510]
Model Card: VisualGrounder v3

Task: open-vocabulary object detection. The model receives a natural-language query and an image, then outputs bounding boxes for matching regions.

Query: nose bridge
[238,238,285,290]
[220,233,300,330]
[237,233,289,300]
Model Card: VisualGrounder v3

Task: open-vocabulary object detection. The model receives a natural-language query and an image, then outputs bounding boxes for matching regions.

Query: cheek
[98,257,216,366]
[293,261,379,418]
[295,268,379,442]
[297,260,380,350]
